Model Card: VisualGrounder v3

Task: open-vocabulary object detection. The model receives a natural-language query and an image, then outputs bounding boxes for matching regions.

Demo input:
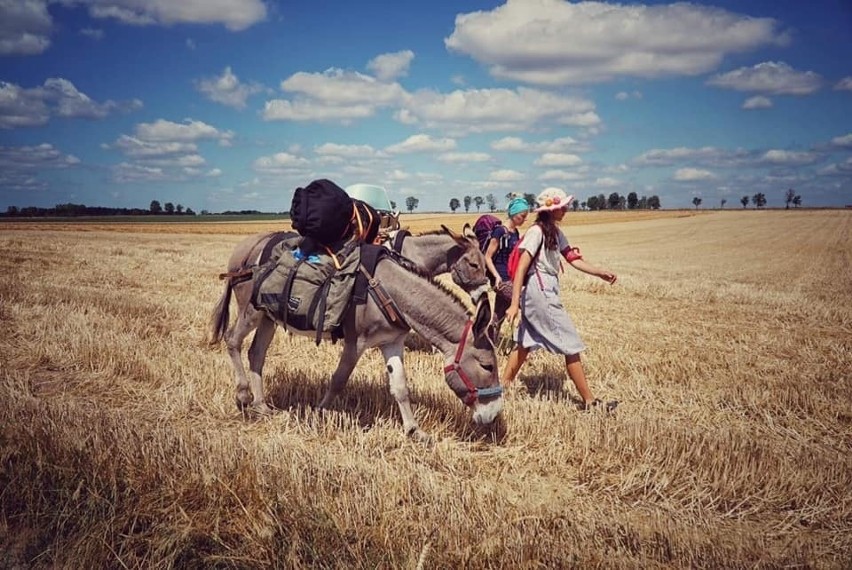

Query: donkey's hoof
[251,402,274,416]
[407,428,433,446]
[235,390,253,411]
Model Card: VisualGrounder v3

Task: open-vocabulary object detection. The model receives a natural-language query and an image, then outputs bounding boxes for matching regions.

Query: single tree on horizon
[473,196,485,212]
[627,191,638,209]
[405,196,419,213]
[463,195,472,213]
[486,193,497,212]
[785,188,796,209]
[692,197,702,209]
[449,198,460,212]
[741,195,749,208]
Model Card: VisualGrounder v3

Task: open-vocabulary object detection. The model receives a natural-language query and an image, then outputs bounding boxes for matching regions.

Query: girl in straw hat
[503,187,618,410]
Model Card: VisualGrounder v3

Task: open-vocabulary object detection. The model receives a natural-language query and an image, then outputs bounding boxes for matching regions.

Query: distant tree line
[581,192,661,211]
[2,200,199,217]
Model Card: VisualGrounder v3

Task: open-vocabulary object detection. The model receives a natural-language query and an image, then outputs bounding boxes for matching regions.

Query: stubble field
[1,210,850,568]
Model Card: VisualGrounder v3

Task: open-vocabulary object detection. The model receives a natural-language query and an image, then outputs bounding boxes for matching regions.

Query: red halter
[443,319,482,407]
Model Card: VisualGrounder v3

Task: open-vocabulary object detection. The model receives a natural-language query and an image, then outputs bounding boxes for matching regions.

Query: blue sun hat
[345,183,396,213]
[507,197,530,217]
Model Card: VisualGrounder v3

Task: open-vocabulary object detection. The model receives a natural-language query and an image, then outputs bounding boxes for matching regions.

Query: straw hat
[534,187,574,212]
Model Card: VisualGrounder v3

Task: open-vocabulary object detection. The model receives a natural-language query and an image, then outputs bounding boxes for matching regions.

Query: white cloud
[830,134,852,148]
[634,146,746,167]
[759,150,817,165]
[593,177,622,188]
[386,169,411,181]
[252,152,311,175]
[615,91,642,101]
[313,143,380,158]
[56,0,266,31]
[263,99,376,122]
[196,66,264,109]
[0,0,52,55]
[491,136,588,153]
[489,169,524,182]
[280,68,406,106]
[141,154,206,168]
[0,143,80,170]
[817,157,852,176]
[134,118,232,143]
[438,152,491,163]
[742,95,772,109]
[111,135,197,157]
[399,87,598,133]
[264,68,406,123]
[367,50,415,81]
[674,168,716,181]
[446,0,786,85]
[539,170,585,181]
[834,77,852,92]
[0,81,50,128]
[0,78,141,128]
[707,62,822,95]
[79,27,104,40]
[534,153,583,167]
[385,134,456,154]
[113,162,166,182]
[108,118,231,182]
[43,77,142,118]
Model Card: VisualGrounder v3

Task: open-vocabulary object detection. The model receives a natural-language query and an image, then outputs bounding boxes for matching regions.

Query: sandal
[583,398,618,413]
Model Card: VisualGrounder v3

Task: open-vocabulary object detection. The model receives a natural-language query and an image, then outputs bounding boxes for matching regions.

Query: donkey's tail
[209,278,234,346]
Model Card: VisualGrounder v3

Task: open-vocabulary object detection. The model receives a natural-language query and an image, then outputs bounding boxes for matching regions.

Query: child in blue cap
[484,195,531,323]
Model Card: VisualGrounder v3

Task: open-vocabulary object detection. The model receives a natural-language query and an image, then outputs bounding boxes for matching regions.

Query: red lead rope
[443,319,479,406]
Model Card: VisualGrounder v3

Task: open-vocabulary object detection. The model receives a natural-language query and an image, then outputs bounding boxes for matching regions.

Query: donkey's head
[440,224,490,303]
[443,299,503,424]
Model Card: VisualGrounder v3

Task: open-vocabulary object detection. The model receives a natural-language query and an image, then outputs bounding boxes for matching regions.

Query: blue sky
[1,0,851,213]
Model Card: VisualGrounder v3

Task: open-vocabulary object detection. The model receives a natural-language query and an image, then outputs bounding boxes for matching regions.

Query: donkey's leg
[317,337,364,409]
[381,339,431,443]
[246,315,277,415]
[225,305,263,411]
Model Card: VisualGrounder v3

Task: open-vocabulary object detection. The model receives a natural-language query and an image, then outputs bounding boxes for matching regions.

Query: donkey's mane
[386,254,470,314]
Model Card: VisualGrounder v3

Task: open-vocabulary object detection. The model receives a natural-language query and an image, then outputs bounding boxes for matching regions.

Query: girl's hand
[492,276,502,289]
[505,303,520,325]
[599,271,617,285]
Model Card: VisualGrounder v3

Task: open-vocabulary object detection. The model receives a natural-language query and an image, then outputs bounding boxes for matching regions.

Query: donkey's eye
[481,363,494,373]
[469,262,479,269]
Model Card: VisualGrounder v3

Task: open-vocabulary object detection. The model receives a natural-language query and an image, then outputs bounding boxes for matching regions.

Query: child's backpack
[507,226,543,283]
[506,241,528,282]
[472,214,502,252]
[290,179,354,245]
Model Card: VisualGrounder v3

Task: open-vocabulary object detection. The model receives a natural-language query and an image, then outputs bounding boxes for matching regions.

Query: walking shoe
[582,398,618,413]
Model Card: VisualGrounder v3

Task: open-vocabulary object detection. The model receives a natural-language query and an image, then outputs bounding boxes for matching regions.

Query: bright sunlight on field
[1,210,850,568]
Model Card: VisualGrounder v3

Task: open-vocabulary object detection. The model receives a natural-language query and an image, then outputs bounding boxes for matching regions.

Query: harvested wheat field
[1,210,850,568]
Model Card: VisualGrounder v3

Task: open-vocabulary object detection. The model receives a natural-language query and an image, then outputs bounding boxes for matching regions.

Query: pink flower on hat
[535,187,574,212]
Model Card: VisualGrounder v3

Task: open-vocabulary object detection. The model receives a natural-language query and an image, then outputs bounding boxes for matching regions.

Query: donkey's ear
[462,223,475,238]
[441,224,468,246]
[473,296,495,345]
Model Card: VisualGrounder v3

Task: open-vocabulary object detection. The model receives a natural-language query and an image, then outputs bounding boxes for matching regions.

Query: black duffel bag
[290,179,354,245]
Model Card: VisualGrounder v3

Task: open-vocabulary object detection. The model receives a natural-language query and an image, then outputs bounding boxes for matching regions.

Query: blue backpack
[472,214,501,252]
